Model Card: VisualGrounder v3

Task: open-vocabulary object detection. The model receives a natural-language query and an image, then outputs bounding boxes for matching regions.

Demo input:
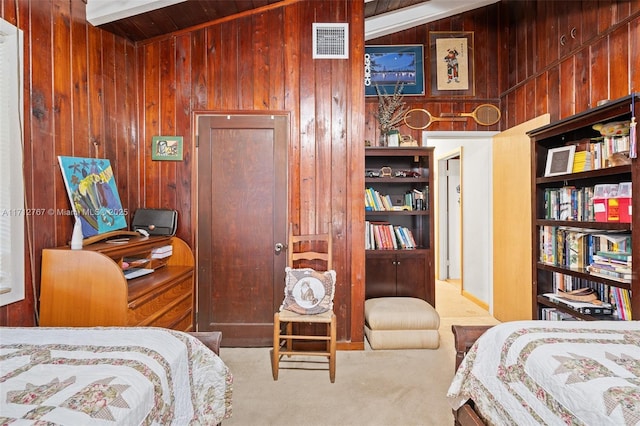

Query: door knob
[274,242,285,253]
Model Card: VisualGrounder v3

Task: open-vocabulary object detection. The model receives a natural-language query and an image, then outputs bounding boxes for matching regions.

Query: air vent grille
[312,23,348,59]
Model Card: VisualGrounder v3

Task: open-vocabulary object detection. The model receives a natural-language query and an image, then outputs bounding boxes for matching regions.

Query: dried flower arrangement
[375,82,408,135]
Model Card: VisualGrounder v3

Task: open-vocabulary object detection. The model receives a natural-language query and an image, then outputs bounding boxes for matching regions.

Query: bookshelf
[364,147,435,306]
[528,94,639,321]
[39,235,194,330]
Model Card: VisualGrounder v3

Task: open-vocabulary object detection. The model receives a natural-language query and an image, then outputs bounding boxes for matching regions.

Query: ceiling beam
[86,0,499,39]
[364,0,499,40]
[86,0,186,26]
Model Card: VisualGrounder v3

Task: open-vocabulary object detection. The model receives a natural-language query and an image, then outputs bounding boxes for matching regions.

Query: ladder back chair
[272,226,337,383]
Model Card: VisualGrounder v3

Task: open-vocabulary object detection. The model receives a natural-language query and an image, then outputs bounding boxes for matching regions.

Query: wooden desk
[40,235,194,331]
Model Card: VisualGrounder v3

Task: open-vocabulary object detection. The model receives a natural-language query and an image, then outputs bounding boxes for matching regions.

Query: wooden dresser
[40,235,194,331]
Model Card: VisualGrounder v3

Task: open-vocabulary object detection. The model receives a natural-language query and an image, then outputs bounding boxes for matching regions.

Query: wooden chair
[272,226,336,383]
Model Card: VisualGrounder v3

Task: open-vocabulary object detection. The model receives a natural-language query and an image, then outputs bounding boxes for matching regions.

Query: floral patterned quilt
[447,320,640,426]
[0,327,233,425]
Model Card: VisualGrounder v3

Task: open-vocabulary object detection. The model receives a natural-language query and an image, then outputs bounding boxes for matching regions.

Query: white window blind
[0,18,25,306]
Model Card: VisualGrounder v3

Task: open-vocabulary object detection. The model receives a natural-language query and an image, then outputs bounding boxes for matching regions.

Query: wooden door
[197,114,288,346]
[492,114,550,321]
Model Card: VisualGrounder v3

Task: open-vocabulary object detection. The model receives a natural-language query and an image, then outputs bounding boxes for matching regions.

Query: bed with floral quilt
[448,320,640,426]
[0,327,232,425]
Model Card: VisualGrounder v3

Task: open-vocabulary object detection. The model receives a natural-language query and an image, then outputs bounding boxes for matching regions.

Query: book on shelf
[591,254,632,268]
[595,250,632,264]
[591,257,632,270]
[572,150,592,172]
[393,226,407,249]
[540,307,580,321]
[365,221,416,250]
[387,224,398,249]
[566,230,588,269]
[543,293,613,315]
[586,266,631,283]
[539,226,632,270]
[611,286,633,320]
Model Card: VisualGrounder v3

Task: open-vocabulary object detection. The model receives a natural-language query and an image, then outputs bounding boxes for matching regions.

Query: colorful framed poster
[364,44,424,96]
[152,136,183,161]
[58,156,128,238]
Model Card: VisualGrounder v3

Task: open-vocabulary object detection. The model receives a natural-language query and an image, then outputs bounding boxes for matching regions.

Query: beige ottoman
[364,297,440,349]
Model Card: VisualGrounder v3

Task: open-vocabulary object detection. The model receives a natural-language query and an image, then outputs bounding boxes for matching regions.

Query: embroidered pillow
[281,267,336,315]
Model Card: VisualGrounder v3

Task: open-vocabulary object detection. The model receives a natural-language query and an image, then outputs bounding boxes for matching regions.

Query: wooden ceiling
[95,0,431,42]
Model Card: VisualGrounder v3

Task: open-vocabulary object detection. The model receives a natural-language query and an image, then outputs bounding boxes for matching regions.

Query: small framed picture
[152,136,183,161]
[544,145,576,177]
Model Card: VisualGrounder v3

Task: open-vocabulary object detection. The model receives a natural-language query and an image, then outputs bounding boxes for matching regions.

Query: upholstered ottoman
[364,297,440,349]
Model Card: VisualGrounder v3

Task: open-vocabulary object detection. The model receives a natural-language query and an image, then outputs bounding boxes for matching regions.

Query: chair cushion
[365,297,439,330]
[280,267,336,315]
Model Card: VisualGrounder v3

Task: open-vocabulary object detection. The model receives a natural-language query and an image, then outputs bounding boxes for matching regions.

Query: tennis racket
[403,109,466,130]
[441,104,501,126]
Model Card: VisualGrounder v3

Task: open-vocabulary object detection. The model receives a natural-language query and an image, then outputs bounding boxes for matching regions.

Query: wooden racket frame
[440,104,501,126]
[403,108,466,130]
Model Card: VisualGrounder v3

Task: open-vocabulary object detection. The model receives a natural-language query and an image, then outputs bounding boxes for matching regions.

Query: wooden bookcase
[40,235,194,331]
[364,147,435,306]
[528,94,639,320]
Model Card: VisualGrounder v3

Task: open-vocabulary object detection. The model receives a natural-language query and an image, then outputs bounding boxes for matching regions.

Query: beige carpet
[219,280,500,426]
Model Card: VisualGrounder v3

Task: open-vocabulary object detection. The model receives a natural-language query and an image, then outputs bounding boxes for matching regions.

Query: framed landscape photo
[152,136,183,161]
[429,31,474,96]
[545,145,576,177]
[364,44,424,96]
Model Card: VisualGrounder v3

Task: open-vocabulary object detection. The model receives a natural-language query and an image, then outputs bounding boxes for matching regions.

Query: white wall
[424,131,496,310]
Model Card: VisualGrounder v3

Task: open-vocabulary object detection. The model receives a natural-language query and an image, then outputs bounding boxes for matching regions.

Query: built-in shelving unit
[529,94,639,321]
[364,147,435,306]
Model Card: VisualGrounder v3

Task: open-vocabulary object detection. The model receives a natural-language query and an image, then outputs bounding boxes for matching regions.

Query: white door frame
[437,149,462,281]
[425,131,497,310]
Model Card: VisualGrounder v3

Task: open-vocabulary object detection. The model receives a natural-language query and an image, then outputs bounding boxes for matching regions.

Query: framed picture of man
[429,31,474,96]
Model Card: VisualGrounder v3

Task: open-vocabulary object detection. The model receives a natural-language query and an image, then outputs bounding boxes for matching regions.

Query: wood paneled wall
[2,0,637,344]
[499,0,640,127]
[136,0,366,345]
[366,0,640,142]
[1,0,367,346]
[365,4,502,144]
[0,0,138,326]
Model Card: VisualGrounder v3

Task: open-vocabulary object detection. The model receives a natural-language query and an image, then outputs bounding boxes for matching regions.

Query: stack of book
[543,292,613,316]
[587,250,632,283]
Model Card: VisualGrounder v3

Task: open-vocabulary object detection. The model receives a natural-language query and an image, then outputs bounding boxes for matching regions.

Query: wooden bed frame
[451,325,493,426]
[188,331,222,355]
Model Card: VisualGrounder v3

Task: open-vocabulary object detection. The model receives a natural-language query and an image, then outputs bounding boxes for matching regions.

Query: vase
[379,132,388,147]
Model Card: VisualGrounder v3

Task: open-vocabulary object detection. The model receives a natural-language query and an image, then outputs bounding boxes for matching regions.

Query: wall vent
[312,23,348,59]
